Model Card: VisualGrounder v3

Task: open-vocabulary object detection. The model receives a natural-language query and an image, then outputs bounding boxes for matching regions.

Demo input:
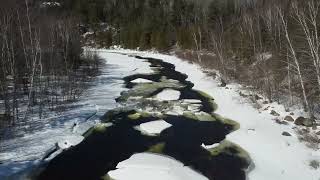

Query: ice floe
[136,120,172,136]
[155,89,181,101]
[108,153,209,180]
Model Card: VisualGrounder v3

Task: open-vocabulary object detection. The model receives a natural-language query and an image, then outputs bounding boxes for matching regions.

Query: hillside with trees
[60,0,320,116]
[0,1,320,180]
[1,0,319,132]
[0,0,100,128]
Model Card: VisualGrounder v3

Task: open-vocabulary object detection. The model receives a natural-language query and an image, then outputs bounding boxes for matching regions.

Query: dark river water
[15,54,251,180]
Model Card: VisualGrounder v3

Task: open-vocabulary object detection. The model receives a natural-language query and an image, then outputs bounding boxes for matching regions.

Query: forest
[1,0,320,127]
[0,0,100,129]
[0,1,319,180]
[64,0,320,116]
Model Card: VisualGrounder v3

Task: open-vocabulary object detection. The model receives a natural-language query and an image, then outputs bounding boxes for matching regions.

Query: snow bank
[105,49,320,180]
[108,153,208,180]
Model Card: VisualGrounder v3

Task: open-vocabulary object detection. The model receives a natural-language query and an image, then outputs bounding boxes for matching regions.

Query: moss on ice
[183,111,217,122]
[197,90,214,100]
[195,90,218,113]
[128,112,141,120]
[208,140,251,163]
[147,143,166,154]
[101,174,115,180]
[83,123,112,138]
[213,113,240,131]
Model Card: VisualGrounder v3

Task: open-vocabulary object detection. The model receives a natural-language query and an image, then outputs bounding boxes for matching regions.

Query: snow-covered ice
[56,135,84,150]
[131,78,153,83]
[137,120,172,136]
[108,153,209,180]
[201,143,220,149]
[182,99,202,104]
[155,89,181,101]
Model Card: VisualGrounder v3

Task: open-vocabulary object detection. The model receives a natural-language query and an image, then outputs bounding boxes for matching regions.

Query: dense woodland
[1,0,320,128]
[63,0,320,116]
[0,0,100,128]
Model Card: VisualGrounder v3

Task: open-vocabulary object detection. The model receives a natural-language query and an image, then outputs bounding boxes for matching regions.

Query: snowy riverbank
[0,51,153,178]
[104,49,320,180]
[1,49,319,180]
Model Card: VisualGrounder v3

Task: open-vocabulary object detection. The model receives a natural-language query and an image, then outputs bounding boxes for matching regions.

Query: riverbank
[37,51,251,180]
[1,49,319,180]
[0,50,153,178]
[105,49,320,180]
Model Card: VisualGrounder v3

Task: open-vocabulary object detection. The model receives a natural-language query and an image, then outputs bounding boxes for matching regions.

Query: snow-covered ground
[105,49,320,180]
[0,50,153,178]
[1,48,319,180]
[108,153,209,180]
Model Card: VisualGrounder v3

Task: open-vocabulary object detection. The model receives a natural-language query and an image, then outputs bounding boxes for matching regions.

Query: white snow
[105,49,320,180]
[82,31,94,38]
[108,153,209,180]
[182,99,202,104]
[137,120,172,136]
[252,52,273,67]
[40,2,61,8]
[131,78,153,83]
[0,161,42,179]
[95,49,153,76]
[201,143,220,149]
[56,135,84,150]
[0,49,153,178]
[257,52,272,61]
[2,48,319,180]
[156,89,181,101]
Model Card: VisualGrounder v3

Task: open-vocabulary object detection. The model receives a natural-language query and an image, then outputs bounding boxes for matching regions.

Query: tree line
[2,0,318,126]
[203,0,320,115]
[0,0,100,128]
[62,0,320,116]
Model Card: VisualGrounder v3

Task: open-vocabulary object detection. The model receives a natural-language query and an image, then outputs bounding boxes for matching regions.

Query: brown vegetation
[0,0,100,128]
